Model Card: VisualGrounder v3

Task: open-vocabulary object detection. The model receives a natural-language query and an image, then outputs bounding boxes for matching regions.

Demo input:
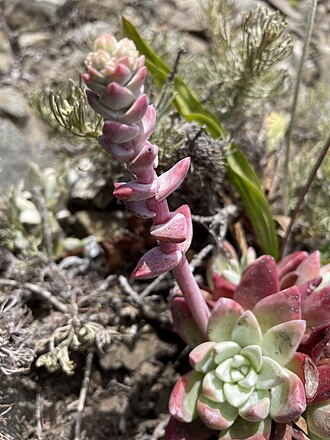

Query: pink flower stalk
[82,34,210,336]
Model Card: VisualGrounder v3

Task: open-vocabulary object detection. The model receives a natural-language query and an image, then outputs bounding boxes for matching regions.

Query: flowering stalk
[82,34,210,336]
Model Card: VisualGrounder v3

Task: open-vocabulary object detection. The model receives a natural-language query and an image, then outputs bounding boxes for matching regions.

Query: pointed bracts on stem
[83,34,197,278]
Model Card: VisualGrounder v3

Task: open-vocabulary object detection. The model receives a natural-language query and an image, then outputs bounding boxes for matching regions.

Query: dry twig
[74,348,94,440]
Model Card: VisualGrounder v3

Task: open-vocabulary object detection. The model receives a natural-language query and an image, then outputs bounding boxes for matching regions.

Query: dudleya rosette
[168,297,308,439]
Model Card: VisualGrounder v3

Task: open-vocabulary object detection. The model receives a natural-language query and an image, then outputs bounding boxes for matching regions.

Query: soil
[0,0,329,439]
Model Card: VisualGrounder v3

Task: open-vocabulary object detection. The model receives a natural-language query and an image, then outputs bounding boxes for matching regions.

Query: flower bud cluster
[82,34,193,279]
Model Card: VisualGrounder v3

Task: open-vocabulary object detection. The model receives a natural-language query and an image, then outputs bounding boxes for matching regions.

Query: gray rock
[0,118,33,189]
[0,31,13,76]
[18,32,52,49]
[70,166,113,209]
[0,87,30,125]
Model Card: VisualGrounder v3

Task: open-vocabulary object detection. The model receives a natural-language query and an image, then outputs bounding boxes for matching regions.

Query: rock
[19,32,52,49]
[99,327,175,371]
[2,0,52,30]
[0,118,34,189]
[70,158,114,209]
[0,31,14,76]
[0,87,30,125]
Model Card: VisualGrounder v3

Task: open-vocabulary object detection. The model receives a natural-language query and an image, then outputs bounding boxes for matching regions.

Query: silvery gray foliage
[0,295,34,375]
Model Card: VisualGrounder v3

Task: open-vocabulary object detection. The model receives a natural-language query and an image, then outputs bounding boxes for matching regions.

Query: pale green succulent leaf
[208,298,244,343]
[238,368,258,388]
[238,390,270,422]
[219,416,272,440]
[231,354,249,368]
[169,370,204,422]
[231,368,246,382]
[216,358,234,383]
[197,396,238,430]
[306,401,330,440]
[231,311,262,348]
[189,341,216,373]
[261,320,306,365]
[202,371,226,403]
[224,383,254,408]
[214,341,241,364]
[256,357,289,390]
[240,345,263,372]
[270,370,306,423]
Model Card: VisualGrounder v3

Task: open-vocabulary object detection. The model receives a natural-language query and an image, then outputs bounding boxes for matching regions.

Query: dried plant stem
[36,388,44,440]
[280,133,330,257]
[74,348,94,440]
[0,279,68,313]
[33,186,54,264]
[283,0,318,214]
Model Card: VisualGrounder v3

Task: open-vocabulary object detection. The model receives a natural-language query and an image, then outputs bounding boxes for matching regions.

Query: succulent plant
[82,34,210,336]
[170,249,330,439]
[168,296,310,439]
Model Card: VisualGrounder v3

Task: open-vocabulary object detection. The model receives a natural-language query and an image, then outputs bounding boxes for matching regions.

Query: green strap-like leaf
[227,145,278,258]
[123,18,279,259]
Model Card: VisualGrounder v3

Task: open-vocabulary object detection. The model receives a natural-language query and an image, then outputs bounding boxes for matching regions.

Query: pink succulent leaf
[252,286,302,333]
[280,272,299,290]
[106,63,132,84]
[125,200,156,219]
[271,421,293,440]
[169,295,205,347]
[255,357,289,389]
[113,180,157,202]
[118,93,149,124]
[150,212,187,243]
[261,320,306,366]
[100,82,136,110]
[233,256,280,309]
[238,390,270,422]
[128,141,158,172]
[84,65,106,83]
[208,298,244,343]
[156,157,191,202]
[231,310,262,347]
[131,246,182,279]
[86,90,118,120]
[211,274,236,300]
[164,416,214,440]
[286,353,319,403]
[292,428,310,440]
[306,400,330,439]
[103,120,139,143]
[295,251,321,285]
[99,137,135,161]
[125,65,147,95]
[123,105,156,148]
[277,251,308,281]
[197,396,238,430]
[140,104,156,137]
[219,416,272,440]
[82,72,107,95]
[169,370,204,423]
[269,370,307,423]
[297,277,322,304]
[299,324,330,363]
[189,342,216,373]
[175,205,193,255]
[313,363,330,404]
[303,286,330,328]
